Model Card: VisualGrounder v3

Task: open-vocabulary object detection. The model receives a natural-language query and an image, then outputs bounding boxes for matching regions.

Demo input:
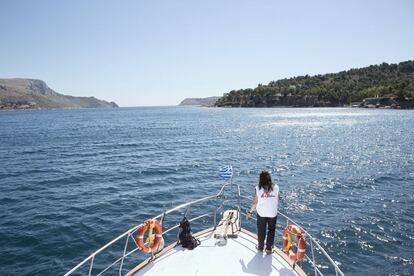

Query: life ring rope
[135,219,163,254]
[282,224,306,262]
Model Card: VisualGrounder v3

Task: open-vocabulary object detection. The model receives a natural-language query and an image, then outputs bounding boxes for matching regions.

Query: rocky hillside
[0,78,118,110]
[215,60,414,108]
[179,96,219,107]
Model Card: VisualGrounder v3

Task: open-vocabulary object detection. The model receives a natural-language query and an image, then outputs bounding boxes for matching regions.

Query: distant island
[215,60,414,109]
[179,96,220,107]
[0,78,118,110]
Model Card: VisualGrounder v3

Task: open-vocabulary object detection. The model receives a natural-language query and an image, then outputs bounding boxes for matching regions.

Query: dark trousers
[256,214,277,250]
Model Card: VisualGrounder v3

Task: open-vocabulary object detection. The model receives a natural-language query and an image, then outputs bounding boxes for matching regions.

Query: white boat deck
[127,228,306,276]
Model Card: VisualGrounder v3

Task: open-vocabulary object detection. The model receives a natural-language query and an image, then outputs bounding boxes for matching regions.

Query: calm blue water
[0,107,413,275]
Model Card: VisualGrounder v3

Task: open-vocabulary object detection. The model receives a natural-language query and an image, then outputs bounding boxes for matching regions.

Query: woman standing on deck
[248,170,279,254]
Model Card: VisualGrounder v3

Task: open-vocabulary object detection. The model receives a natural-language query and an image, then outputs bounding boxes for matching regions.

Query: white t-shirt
[255,185,279,218]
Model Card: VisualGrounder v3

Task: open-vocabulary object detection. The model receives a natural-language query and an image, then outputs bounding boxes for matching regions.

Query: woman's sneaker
[265,248,273,255]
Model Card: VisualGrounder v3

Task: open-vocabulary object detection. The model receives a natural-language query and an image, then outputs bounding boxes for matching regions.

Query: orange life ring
[282,224,306,262]
[135,219,163,253]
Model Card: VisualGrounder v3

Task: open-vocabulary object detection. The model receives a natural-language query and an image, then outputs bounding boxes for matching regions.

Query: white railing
[65,183,344,276]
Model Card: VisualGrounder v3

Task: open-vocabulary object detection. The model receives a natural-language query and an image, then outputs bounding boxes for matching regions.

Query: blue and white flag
[219,165,233,180]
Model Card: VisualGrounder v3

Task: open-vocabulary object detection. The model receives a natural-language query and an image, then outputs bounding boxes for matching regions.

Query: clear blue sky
[1,0,413,106]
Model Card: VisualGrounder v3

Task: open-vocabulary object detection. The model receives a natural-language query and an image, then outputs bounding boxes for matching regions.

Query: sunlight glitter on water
[0,107,413,275]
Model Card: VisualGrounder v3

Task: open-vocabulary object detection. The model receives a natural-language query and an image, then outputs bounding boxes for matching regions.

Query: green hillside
[215,61,414,107]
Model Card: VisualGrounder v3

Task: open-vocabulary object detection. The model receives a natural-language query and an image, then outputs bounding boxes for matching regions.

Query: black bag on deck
[178,217,200,250]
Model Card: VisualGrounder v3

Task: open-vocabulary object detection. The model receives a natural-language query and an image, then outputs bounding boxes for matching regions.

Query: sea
[0,107,413,276]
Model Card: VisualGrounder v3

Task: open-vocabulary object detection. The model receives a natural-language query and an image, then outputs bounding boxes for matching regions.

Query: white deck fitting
[131,229,303,276]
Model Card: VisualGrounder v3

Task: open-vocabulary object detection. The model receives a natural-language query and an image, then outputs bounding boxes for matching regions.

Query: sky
[0,0,413,106]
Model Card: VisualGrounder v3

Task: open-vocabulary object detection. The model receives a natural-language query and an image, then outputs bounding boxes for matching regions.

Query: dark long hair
[259,170,273,191]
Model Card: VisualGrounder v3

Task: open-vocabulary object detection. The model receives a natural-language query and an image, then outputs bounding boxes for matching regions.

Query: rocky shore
[214,94,339,108]
[358,97,414,109]
[213,94,414,109]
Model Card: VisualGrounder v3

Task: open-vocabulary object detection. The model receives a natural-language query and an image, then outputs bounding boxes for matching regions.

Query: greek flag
[219,165,233,179]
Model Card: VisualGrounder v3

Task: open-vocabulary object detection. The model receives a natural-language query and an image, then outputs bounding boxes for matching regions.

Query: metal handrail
[64,182,236,276]
[65,183,344,276]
